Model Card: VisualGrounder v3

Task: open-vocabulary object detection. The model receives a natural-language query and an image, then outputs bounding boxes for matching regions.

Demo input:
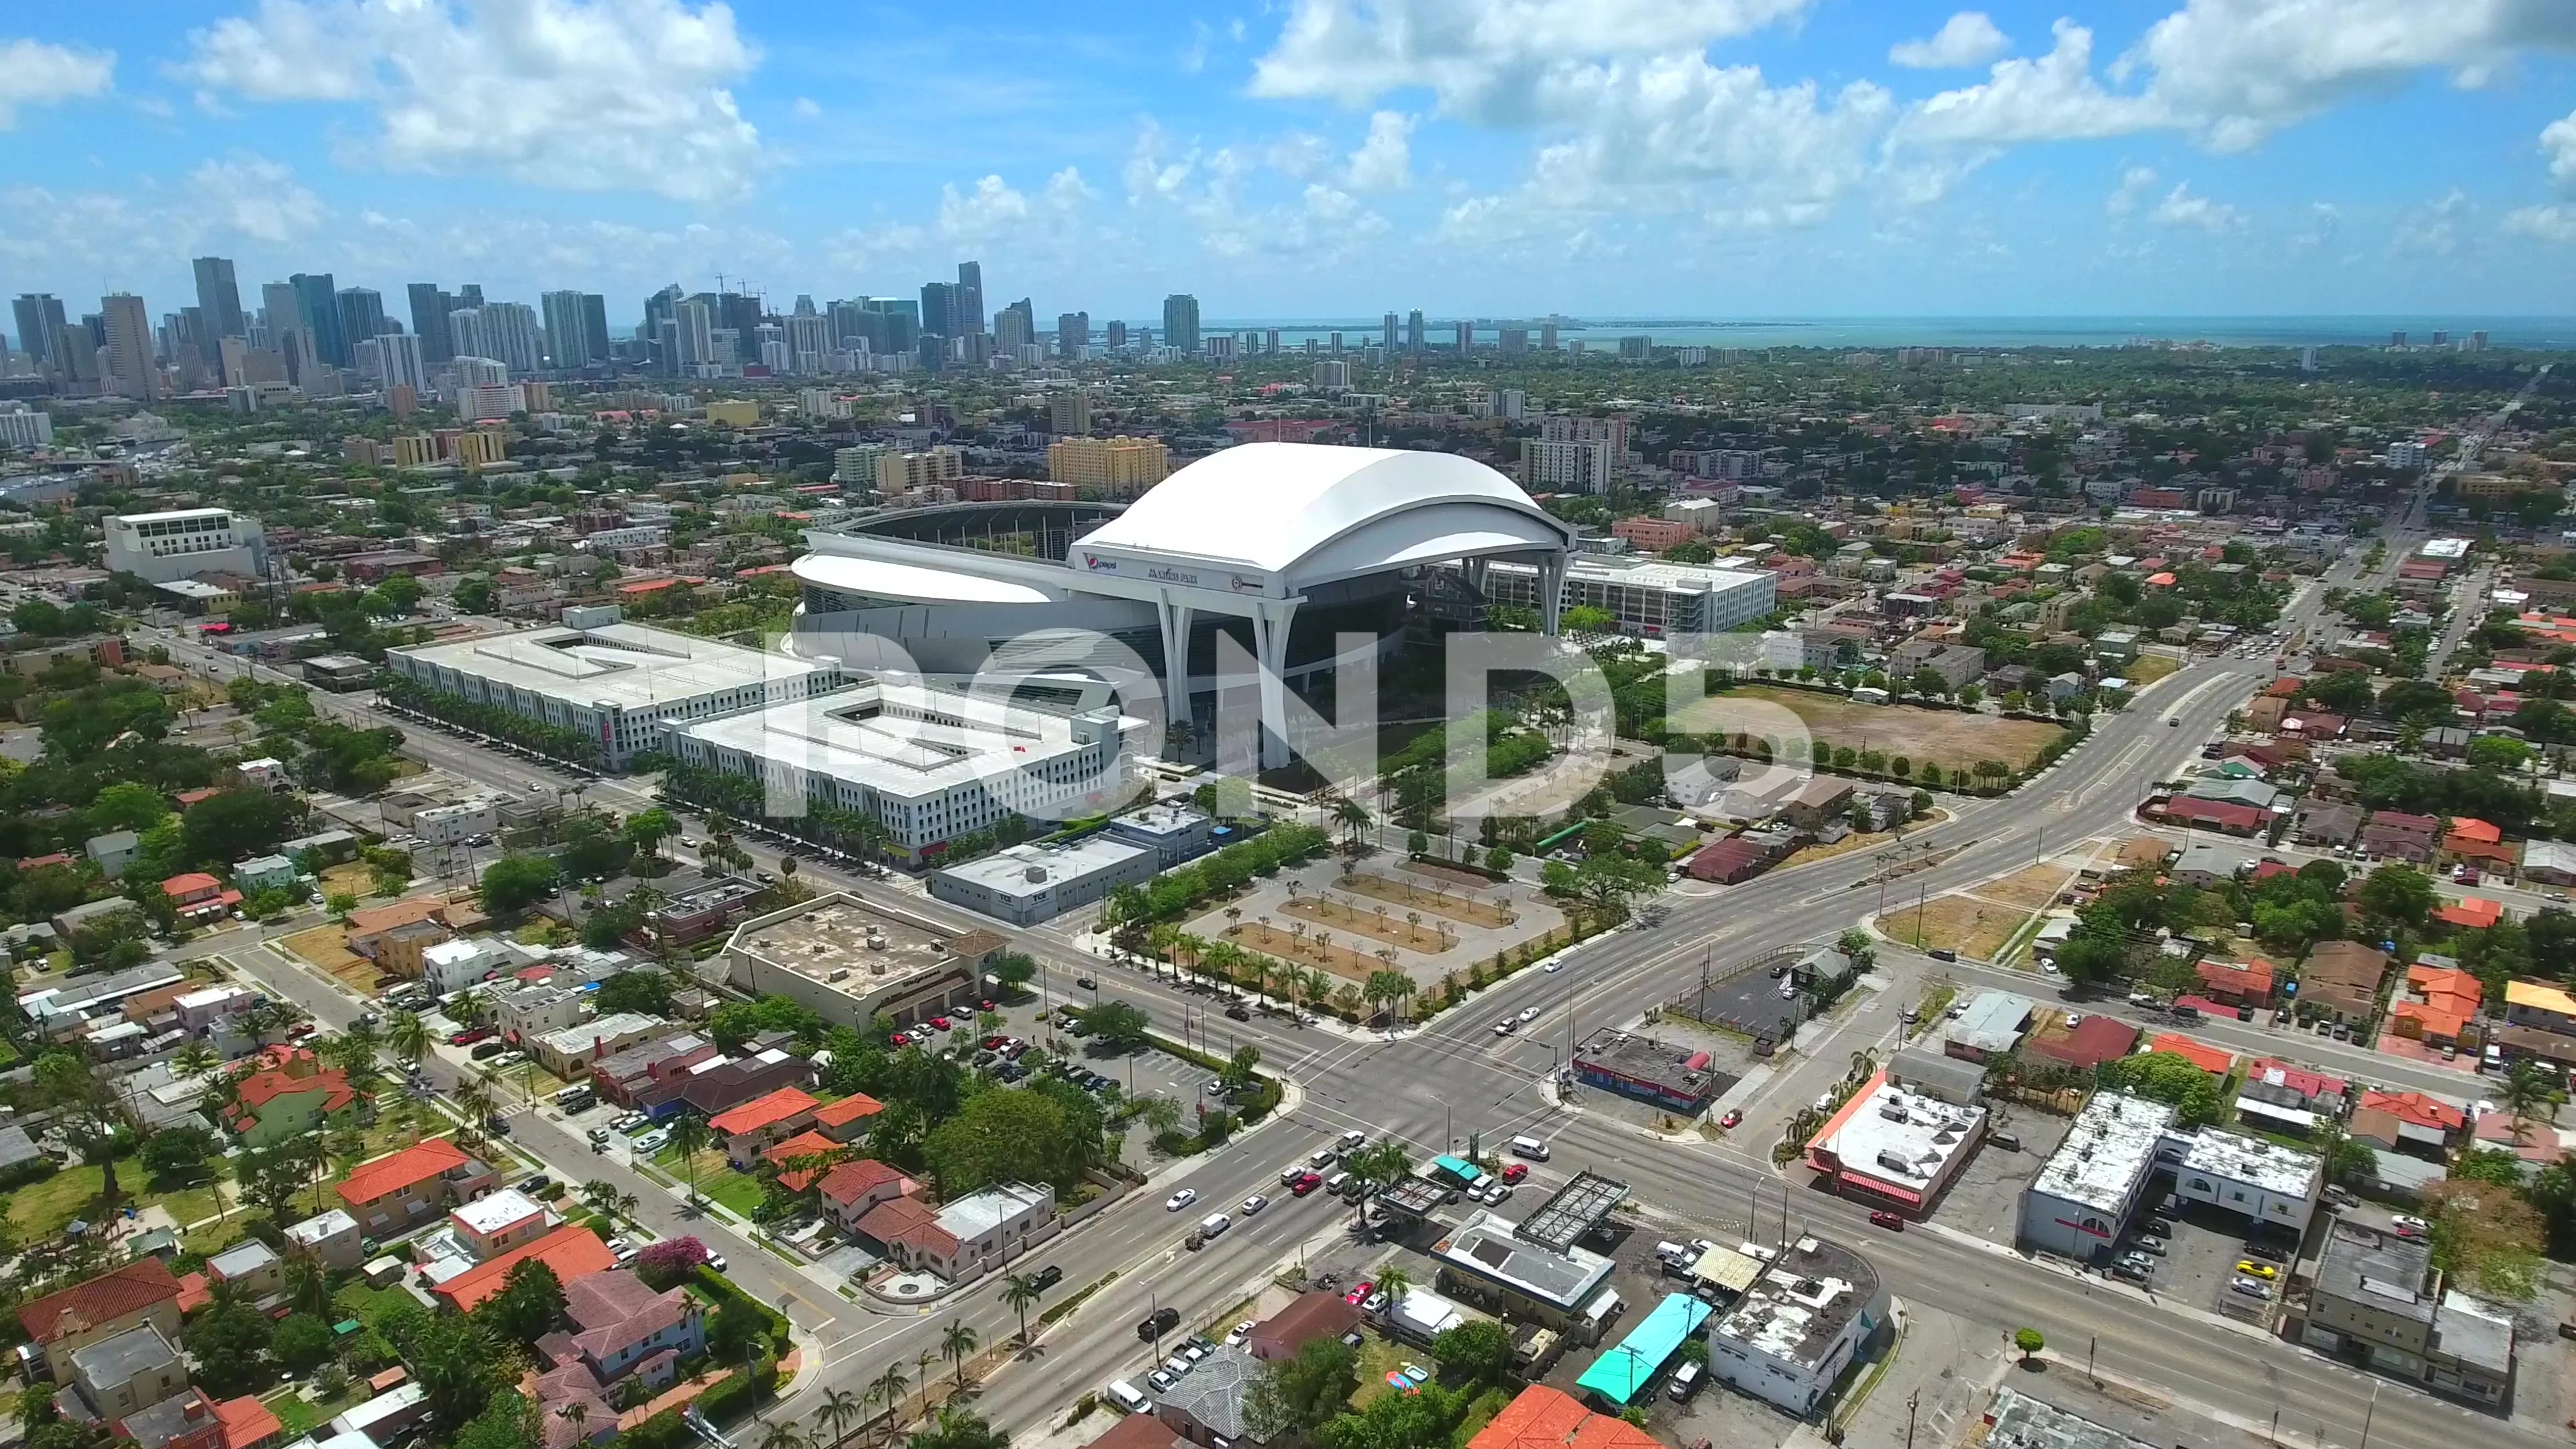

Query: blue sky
[3,0,2574,327]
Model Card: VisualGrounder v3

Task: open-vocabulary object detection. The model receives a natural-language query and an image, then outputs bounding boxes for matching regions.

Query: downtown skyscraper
[191,257,246,371]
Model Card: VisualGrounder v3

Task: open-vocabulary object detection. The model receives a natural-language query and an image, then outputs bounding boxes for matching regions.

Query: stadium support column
[1538,555,1566,635]
[1252,600,1299,771]
[1158,596,1194,754]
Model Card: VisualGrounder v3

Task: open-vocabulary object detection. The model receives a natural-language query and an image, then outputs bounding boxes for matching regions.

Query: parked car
[1499,1163,1529,1184]
[1869,1210,1905,1231]
[1344,1280,1374,1306]
[1137,1307,1181,1340]
[2229,1275,2273,1298]
[631,1128,671,1154]
[2110,1260,2153,1284]
[1719,1109,1743,1129]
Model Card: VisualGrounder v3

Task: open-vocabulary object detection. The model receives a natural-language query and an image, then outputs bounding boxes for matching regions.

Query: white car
[1544,959,1564,973]
[631,1128,670,1154]
[1493,1019,1518,1036]
[1279,1164,1306,1186]
[1239,1194,1270,1216]
[1165,1188,1199,1212]
[1517,1006,1542,1024]
[1338,1130,1366,1152]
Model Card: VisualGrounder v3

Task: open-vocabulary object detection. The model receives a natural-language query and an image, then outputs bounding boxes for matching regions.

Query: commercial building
[1430,1209,1622,1341]
[1804,1072,1988,1215]
[386,617,841,768]
[721,894,1003,1030]
[103,508,266,585]
[1570,1028,1731,1114]
[1706,1234,1887,1415]
[930,836,1159,925]
[1046,435,1171,495]
[655,676,1146,864]
[2173,1130,2321,1236]
[1484,553,1776,638]
[2017,1093,2181,1263]
[2300,1216,2513,1405]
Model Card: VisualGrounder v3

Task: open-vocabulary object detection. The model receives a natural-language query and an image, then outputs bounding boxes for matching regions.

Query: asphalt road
[132,492,2566,1449]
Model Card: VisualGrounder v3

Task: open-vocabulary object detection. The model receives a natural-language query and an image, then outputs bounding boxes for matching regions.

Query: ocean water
[1203,315,2576,352]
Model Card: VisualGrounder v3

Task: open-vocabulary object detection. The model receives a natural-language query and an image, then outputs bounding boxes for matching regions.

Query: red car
[1719,1109,1743,1129]
[977,999,998,1011]
[1289,1172,1324,1197]
[930,1016,953,1030]
[888,1030,913,1047]
[981,1034,1008,1051]
[1343,1279,1374,1306]
[1499,1163,1529,1184]
[1868,1210,1906,1232]
[449,1027,492,1046]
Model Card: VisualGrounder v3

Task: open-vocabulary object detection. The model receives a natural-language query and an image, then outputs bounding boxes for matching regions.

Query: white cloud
[1265,132,1335,180]
[187,154,327,242]
[1124,122,1388,263]
[2392,188,2473,256]
[792,96,821,119]
[2504,204,2576,243]
[1519,60,1892,209]
[1249,0,1817,119]
[2149,180,2245,231]
[934,168,1093,243]
[180,0,763,203]
[0,37,115,127]
[2106,165,2158,215]
[1346,111,1414,191]
[1900,21,2166,147]
[2129,0,2576,153]
[2544,107,2576,189]
[1890,13,2009,69]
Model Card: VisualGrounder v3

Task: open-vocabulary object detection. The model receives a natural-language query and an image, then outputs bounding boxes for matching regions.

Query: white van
[1510,1135,1550,1161]
[1106,1380,1151,1415]
[1198,1212,1231,1239]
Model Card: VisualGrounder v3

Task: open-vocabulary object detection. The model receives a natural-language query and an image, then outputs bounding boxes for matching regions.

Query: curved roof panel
[793,551,1064,606]
[1073,443,1571,586]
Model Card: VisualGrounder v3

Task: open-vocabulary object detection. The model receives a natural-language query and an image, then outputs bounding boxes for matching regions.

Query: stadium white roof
[792,551,1065,606]
[1071,443,1572,592]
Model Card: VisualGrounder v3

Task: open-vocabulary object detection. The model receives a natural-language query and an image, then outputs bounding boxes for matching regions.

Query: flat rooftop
[939,837,1149,898]
[1515,1171,1630,1254]
[726,894,995,996]
[1986,1387,2159,1449]
[936,1181,1049,1239]
[1434,1208,1616,1311]
[453,1188,545,1236]
[2314,1219,2434,1325]
[2030,1092,2177,1215]
[2182,1128,2318,1197]
[663,677,1135,806]
[1490,554,1777,594]
[1573,1028,1731,1106]
[393,621,834,709]
[1711,1234,1881,1371]
[1812,1079,1987,1200]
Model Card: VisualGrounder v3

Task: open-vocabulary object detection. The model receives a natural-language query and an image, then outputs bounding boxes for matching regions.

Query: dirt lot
[1977,863,2080,911]
[1280,896,1459,954]
[1226,922,1393,982]
[321,862,376,898]
[1884,894,2031,962]
[1328,869,1517,929]
[282,925,385,993]
[1676,685,2065,773]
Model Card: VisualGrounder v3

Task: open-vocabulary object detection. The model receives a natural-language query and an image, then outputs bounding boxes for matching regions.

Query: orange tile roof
[432,1224,617,1311]
[2432,896,2504,930]
[17,1259,182,1344]
[162,872,221,898]
[213,1393,283,1449]
[2359,1089,2464,1130]
[337,1138,472,1208]
[175,1271,210,1316]
[2146,1032,2234,1075]
[812,1093,884,1129]
[1466,1386,1665,1449]
[708,1086,818,1138]
[2448,818,2503,845]
[817,1159,912,1207]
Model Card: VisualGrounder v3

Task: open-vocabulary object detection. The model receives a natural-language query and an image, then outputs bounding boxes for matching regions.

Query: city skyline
[0,2,2573,319]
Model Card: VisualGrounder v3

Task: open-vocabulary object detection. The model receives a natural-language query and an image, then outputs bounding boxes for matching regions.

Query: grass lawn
[1346,1335,1426,1411]
[264,1382,368,1440]
[5,1159,230,1239]
[701,1171,765,1218]
[333,1280,416,1326]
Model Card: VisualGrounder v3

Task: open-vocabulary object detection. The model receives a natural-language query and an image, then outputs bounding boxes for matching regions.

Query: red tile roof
[2196,957,2275,998]
[162,872,221,898]
[2358,1089,2465,1130]
[17,1259,181,1345]
[817,1159,911,1207]
[1466,1386,1665,1449]
[213,1394,282,1449]
[433,1224,618,1311]
[2449,818,2503,845]
[854,1196,957,1258]
[2432,896,2504,930]
[2026,1014,2139,1069]
[337,1138,472,1208]
[2246,1058,2345,1102]
[708,1086,818,1138]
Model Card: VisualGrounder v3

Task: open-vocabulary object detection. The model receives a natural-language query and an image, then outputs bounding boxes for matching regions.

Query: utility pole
[1904,1387,1920,1449]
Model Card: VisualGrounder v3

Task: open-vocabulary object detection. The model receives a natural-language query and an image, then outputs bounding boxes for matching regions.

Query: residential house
[2304,1218,2513,1406]
[87,830,141,878]
[220,1047,356,1147]
[451,1189,551,1260]
[232,855,297,893]
[345,896,489,977]
[633,1042,806,1120]
[589,1032,720,1106]
[1152,1344,1260,1448]
[68,1322,188,1420]
[2184,776,2282,811]
[2361,812,2441,863]
[2298,941,2392,1024]
[282,1210,363,1271]
[818,1159,919,1234]
[548,1269,704,1388]
[812,1093,884,1142]
[2444,818,2517,875]
[2171,841,2251,888]
[1781,777,1856,830]
[2431,896,2504,932]
[2194,957,2275,1010]
[1942,991,2033,1064]
[15,1259,184,1383]
[2155,797,2268,837]
[853,1181,1057,1285]
[1890,641,1986,690]
[2390,963,2483,1048]
[159,873,241,923]
[116,1388,230,1449]
[2236,1059,2348,1136]
[1460,1386,1664,1449]
[2023,1013,2139,1072]
[533,1361,619,1449]
[432,1224,617,1312]
[712,1087,822,1170]
[205,1240,282,1299]
[1247,1292,1362,1363]
[2146,1033,2234,1076]
[532,1012,666,1077]
[2350,1090,2467,1158]
[335,1138,498,1236]
[2522,840,2576,887]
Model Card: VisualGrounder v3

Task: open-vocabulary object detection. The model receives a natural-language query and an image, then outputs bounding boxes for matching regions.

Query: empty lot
[1674,685,2065,774]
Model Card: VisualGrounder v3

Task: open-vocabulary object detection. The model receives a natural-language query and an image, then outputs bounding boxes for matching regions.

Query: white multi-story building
[1518,437,1613,494]
[658,677,1148,865]
[385,618,841,768]
[103,507,267,584]
[2174,1129,2322,1236]
[578,525,669,552]
[1485,553,1776,637]
[2018,1093,2181,1261]
[0,403,56,449]
[834,443,892,484]
[411,800,497,845]
[455,384,527,423]
[1707,1236,1889,1415]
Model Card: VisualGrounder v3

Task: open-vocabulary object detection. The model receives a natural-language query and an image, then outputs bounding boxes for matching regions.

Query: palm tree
[757,1420,810,1449]
[869,1364,911,1440]
[667,1112,711,1206]
[172,1040,221,1079]
[560,1402,592,1444]
[940,1319,979,1389]
[1374,1265,1413,1307]
[1000,1272,1044,1347]
[583,1179,623,1222]
[814,1387,861,1449]
[2502,1059,2561,1144]
[384,1010,431,1070]
[915,1350,938,1413]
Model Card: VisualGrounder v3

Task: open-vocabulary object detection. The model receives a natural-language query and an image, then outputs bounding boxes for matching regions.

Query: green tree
[922,1087,1089,1197]
[180,789,302,868]
[2097,1051,2224,1125]
[2015,1328,2044,1362]
[625,806,678,859]
[594,968,678,1019]
[87,781,171,835]
[1000,1271,1044,1347]
[1080,1000,1152,1052]
[272,1313,335,1374]
[141,1124,220,1186]
[906,1407,1008,1449]
[477,853,560,914]
[2357,864,2436,927]
[474,1258,567,1345]
[667,1112,712,1207]
[1431,1318,1517,1389]
[185,1281,276,1394]
[1242,1336,1360,1442]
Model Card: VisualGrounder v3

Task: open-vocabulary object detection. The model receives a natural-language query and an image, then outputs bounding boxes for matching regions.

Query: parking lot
[1925,1108,2072,1241]
[2107,1187,2293,1322]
